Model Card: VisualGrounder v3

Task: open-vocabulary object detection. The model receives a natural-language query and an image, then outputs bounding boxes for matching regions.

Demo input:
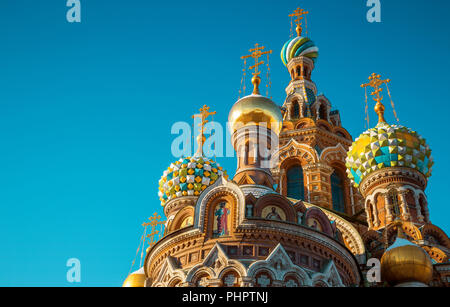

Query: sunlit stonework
[123,7,450,288]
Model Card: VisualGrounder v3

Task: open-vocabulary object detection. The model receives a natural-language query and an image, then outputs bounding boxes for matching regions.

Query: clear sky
[0,0,449,286]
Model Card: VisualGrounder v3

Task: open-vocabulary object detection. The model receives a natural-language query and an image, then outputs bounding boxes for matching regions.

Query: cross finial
[289,7,309,36]
[361,73,391,124]
[192,105,217,156]
[241,43,273,95]
[142,212,165,250]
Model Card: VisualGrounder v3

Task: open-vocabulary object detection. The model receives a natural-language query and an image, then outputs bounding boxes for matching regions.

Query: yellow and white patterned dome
[346,122,433,188]
[158,156,228,206]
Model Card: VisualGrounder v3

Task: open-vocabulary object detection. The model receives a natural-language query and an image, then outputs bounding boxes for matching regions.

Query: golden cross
[192,105,216,155]
[361,73,391,123]
[241,43,272,77]
[142,212,165,247]
[289,7,309,36]
[361,73,390,104]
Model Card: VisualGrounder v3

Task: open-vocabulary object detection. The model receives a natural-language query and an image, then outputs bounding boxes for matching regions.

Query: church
[123,7,450,287]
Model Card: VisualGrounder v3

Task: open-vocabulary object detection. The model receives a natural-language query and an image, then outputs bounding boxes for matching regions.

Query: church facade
[123,7,450,287]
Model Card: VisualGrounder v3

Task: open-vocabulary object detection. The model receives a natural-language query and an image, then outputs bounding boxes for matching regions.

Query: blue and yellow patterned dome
[346,122,433,188]
[158,156,228,206]
[281,36,318,67]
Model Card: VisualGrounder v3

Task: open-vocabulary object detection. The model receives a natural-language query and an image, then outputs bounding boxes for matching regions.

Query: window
[292,101,300,119]
[331,171,345,212]
[389,190,400,217]
[287,166,304,200]
[319,104,328,120]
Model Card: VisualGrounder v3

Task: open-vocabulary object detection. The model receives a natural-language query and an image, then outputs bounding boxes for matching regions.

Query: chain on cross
[240,43,273,78]
[289,7,309,36]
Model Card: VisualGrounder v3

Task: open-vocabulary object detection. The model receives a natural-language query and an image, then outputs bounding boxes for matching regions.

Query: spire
[192,105,216,156]
[289,7,309,36]
[361,73,391,124]
[241,43,272,95]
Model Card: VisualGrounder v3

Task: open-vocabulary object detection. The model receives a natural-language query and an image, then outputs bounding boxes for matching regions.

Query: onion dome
[381,245,433,286]
[280,36,318,67]
[158,156,228,206]
[346,122,433,188]
[228,93,283,135]
[122,267,146,287]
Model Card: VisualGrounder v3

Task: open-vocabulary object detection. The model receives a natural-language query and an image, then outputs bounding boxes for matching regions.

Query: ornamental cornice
[236,219,359,274]
[285,79,317,96]
[303,163,334,173]
[359,167,427,196]
[164,196,198,216]
[280,127,352,146]
[145,228,203,274]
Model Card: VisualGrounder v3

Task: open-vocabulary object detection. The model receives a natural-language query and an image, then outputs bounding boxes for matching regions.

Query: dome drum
[358,166,427,198]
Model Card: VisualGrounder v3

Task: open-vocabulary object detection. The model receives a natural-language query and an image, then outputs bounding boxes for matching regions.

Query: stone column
[398,191,411,220]
[279,169,286,196]
[372,201,380,227]
[246,204,253,218]
[422,197,430,223]
[365,204,373,229]
[297,211,303,224]
[384,193,393,223]
[414,194,425,223]
[350,185,355,215]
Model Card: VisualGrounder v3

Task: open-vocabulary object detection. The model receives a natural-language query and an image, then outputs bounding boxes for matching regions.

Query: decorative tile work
[346,122,433,187]
[158,156,228,206]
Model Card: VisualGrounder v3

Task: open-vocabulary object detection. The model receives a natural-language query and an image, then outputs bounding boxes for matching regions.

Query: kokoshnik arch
[122,6,450,288]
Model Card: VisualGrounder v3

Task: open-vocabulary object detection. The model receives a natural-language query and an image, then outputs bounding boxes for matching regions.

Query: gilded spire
[240,43,272,95]
[289,7,309,36]
[192,105,216,156]
[361,73,391,124]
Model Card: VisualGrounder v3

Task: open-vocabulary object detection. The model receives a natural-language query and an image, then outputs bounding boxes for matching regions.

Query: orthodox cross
[361,73,391,123]
[361,73,391,104]
[192,105,216,156]
[142,212,165,249]
[241,44,272,94]
[289,7,309,36]
[241,43,272,77]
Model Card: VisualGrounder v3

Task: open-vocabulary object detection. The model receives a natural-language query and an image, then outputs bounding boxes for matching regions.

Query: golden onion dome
[122,267,146,287]
[228,94,282,135]
[381,245,433,286]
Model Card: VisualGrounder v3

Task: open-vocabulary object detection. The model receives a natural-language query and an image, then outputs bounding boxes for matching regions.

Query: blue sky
[0,0,449,286]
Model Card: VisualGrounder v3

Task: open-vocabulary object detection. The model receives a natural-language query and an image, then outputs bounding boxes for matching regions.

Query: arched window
[331,171,345,212]
[319,103,328,120]
[287,165,304,200]
[292,102,300,119]
[388,189,400,218]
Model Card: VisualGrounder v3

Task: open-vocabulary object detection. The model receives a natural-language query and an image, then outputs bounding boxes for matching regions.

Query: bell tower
[273,7,362,217]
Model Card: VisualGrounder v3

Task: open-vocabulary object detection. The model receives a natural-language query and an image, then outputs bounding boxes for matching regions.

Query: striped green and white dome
[281,36,318,67]
[158,156,228,206]
[346,122,433,188]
